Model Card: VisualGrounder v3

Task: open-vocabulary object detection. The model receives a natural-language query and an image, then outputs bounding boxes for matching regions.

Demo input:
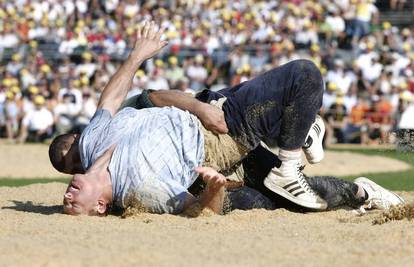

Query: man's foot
[303,115,325,164]
[354,177,404,210]
[263,160,327,210]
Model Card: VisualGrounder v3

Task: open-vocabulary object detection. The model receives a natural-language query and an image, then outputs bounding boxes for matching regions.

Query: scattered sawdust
[2,184,414,267]
[181,202,215,218]
[373,203,414,225]
[120,201,148,218]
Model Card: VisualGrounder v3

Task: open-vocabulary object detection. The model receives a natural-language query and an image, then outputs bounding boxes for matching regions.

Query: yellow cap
[237,23,246,30]
[20,68,29,76]
[328,82,338,91]
[173,21,182,29]
[320,66,327,75]
[399,81,408,89]
[135,69,145,78]
[126,27,134,36]
[56,19,64,27]
[97,19,105,28]
[382,21,391,30]
[402,28,411,36]
[82,52,92,60]
[244,13,252,20]
[6,91,14,99]
[168,56,178,65]
[73,80,81,87]
[399,91,413,101]
[242,63,251,73]
[29,40,38,48]
[403,42,411,52]
[40,64,51,73]
[303,19,312,28]
[159,8,167,15]
[335,97,344,105]
[12,53,21,61]
[311,44,320,53]
[366,41,375,49]
[80,76,89,85]
[155,59,164,67]
[28,20,35,28]
[10,78,18,86]
[166,30,178,39]
[34,95,45,105]
[11,86,20,94]
[76,20,85,28]
[28,86,39,94]
[195,54,204,63]
[194,29,203,37]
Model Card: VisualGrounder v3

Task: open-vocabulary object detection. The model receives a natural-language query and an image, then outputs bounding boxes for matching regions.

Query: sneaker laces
[296,164,317,196]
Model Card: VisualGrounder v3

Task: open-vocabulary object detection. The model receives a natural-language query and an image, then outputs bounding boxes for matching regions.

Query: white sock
[278,149,302,175]
[278,149,301,162]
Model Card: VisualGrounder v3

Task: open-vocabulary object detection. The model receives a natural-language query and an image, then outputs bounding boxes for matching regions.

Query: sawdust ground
[1,183,414,267]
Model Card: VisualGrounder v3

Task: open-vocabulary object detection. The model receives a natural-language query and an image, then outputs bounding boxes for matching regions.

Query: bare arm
[149,90,229,134]
[98,21,168,116]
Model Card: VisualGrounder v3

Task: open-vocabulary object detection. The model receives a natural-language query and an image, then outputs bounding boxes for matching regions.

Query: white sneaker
[354,177,404,210]
[303,115,325,164]
[263,160,327,210]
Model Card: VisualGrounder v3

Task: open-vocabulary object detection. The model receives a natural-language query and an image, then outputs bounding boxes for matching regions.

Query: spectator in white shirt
[186,54,208,91]
[18,95,53,143]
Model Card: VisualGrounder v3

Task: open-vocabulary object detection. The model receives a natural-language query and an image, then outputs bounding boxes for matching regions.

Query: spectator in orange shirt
[346,96,369,144]
[366,93,393,144]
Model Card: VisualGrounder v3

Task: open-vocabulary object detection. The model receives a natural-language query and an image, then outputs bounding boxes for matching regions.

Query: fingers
[156,27,165,40]
[195,166,226,185]
[142,21,150,38]
[148,21,156,39]
[136,24,142,39]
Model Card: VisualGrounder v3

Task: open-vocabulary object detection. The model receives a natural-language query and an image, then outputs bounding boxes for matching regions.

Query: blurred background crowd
[0,0,414,147]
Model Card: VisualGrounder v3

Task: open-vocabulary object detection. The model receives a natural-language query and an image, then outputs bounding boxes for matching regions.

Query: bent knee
[293,59,323,94]
[292,59,320,76]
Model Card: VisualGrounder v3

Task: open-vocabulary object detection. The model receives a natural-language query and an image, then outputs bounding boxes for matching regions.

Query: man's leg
[218,60,326,209]
[241,145,365,210]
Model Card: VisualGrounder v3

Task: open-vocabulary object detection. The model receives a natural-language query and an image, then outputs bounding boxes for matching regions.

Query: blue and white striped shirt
[79,107,205,214]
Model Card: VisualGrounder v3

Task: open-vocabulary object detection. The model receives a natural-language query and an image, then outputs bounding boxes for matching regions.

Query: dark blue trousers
[197,59,324,151]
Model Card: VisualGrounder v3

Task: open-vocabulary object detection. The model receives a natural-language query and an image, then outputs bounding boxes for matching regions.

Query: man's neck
[87,146,115,202]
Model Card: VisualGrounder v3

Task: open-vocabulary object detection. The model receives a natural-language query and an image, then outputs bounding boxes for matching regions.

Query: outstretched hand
[195,166,226,190]
[132,21,168,61]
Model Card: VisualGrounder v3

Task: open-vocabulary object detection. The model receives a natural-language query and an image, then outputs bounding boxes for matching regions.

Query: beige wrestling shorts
[198,97,248,182]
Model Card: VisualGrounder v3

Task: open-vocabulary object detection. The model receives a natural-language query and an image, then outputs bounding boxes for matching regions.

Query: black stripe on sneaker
[293,191,305,197]
[313,124,321,136]
[288,186,302,193]
[283,180,299,190]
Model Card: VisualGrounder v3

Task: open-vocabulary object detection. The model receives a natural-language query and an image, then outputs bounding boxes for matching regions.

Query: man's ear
[96,199,108,215]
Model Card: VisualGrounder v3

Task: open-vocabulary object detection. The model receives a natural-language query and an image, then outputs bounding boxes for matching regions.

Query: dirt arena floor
[1,143,413,267]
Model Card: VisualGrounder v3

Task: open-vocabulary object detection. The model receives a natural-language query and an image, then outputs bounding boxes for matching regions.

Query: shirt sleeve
[135,89,156,109]
[79,109,112,169]
[133,176,191,214]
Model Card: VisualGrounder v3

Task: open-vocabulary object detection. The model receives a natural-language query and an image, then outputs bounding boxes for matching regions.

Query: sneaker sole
[354,177,405,204]
[264,177,327,210]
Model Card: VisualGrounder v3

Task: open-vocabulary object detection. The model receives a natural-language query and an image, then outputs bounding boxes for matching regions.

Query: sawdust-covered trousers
[196,59,324,151]
[227,145,365,211]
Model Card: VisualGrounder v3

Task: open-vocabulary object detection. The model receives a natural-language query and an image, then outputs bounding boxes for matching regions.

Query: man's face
[63,174,100,215]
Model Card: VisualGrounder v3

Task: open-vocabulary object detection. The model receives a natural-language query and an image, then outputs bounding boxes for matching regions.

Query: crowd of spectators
[0,0,413,146]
